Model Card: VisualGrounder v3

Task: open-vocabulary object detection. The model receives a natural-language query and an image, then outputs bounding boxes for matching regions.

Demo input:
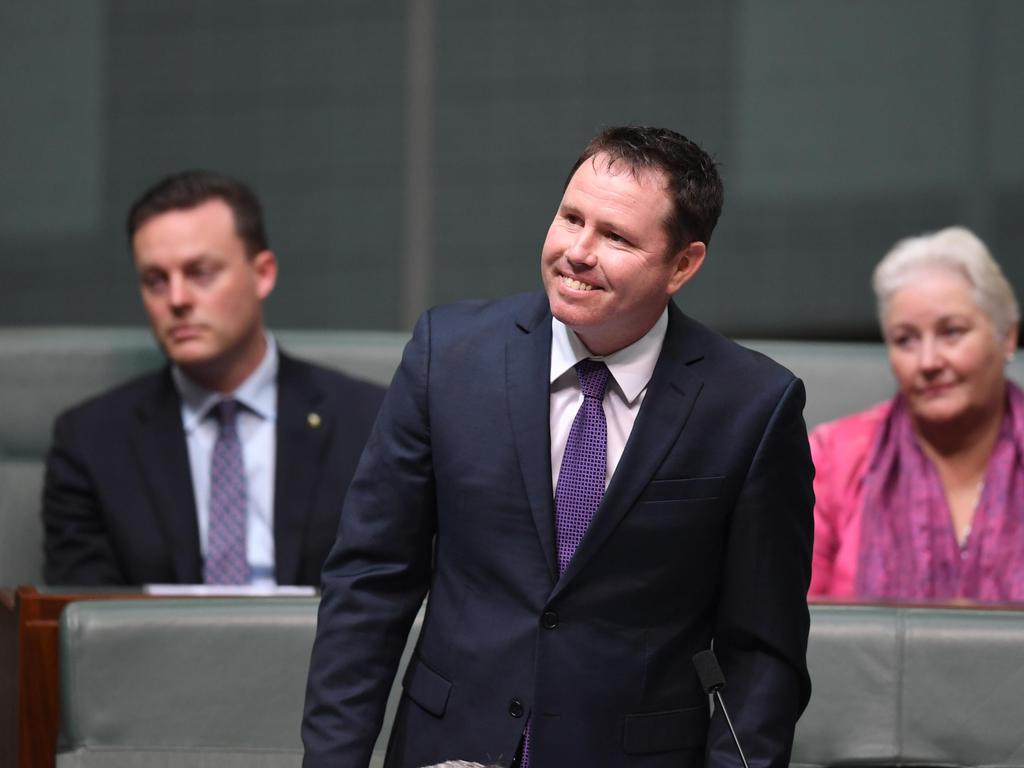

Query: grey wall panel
[0,2,1021,339]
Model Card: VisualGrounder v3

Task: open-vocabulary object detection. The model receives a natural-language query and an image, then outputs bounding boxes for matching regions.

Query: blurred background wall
[1,0,1021,340]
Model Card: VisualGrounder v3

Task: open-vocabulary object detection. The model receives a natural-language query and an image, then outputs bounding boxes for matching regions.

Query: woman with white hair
[809,226,1023,600]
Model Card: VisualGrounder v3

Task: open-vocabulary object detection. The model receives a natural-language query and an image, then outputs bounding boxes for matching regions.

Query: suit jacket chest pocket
[598,475,730,622]
[636,476,724,506]
[626,475,728,548]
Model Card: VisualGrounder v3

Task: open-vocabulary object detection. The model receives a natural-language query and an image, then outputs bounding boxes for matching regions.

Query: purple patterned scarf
[856,381,1024,601]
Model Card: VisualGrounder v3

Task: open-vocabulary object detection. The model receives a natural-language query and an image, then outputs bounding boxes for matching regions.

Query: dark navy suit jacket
[43,352,385,586]
[302,292,813,767]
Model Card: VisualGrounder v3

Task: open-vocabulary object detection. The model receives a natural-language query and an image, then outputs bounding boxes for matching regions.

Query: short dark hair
[126,170,269,257]
[566,125,724,251]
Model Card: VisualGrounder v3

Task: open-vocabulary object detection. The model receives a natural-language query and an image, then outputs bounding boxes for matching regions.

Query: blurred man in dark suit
[43,170,385,586]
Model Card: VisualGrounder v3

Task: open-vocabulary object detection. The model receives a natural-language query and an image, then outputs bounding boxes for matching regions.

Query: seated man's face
[132,198,276,390]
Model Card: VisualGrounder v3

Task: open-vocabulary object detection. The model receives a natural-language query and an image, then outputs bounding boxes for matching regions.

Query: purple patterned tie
[204,399,250,584]
[520,359,611,768]
[555,359,612,575]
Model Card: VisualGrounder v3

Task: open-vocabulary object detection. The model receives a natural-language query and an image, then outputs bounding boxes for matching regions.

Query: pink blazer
[808,401,891,597]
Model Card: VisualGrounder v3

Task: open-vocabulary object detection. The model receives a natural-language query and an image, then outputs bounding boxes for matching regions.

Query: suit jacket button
[541,610,559,629]
[508,698,524,718]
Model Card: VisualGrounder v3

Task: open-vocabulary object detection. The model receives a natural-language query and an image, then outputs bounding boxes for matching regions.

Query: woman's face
[884,269,1016,428]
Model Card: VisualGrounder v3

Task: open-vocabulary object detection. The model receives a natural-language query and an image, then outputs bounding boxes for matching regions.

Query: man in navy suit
[43,171,385,586]
[302,127,813,766]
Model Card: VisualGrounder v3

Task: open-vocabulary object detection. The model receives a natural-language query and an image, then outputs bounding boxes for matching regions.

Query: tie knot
[213,399,240,427]
[575,359,611,400]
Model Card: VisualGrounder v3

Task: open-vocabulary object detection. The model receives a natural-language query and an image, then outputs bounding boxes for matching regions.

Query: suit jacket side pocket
[402,656,452,718]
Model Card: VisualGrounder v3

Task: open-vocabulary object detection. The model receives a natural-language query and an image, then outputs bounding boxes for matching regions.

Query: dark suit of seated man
[42,170,385,587]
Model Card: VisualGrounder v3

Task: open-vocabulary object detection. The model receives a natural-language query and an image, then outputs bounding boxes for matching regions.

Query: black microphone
[693,649,750,768]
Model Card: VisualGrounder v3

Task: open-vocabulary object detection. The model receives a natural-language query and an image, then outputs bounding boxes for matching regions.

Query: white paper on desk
[142,584,317,596]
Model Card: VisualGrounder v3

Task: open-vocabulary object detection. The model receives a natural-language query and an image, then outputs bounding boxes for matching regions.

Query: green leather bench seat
[5,326,1024,588]
[58,599,318,768]
[57,598,421,768]
[56,599,1024,767]
[6,327,1024,589]
[792,604,1024,767]
[0,460,45,587]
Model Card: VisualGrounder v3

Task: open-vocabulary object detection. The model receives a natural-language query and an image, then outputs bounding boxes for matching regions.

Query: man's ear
[666,241,706,295]
[252,250,278,300]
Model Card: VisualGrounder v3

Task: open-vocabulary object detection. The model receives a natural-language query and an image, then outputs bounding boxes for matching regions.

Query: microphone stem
[714,689,750,768]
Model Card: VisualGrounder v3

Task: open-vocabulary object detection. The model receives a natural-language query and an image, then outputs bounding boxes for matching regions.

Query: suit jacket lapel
[273,353,331,585]
[506,294,558,581]
[131,370,203,583]
[555,303,706,591]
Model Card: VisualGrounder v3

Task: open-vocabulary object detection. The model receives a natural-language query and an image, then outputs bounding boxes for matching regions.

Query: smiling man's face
[540,153,704,356]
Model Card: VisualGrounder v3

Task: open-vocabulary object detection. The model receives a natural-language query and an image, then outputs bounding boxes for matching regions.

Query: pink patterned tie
[520,359,611,767]
[204,399,250,584]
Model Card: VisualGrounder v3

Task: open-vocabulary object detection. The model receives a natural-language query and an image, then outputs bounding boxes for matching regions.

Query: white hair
[872,226,1020,338]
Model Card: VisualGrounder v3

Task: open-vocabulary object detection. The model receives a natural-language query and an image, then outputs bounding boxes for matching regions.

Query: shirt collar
[174,333,279,432]
[550,307,668,404]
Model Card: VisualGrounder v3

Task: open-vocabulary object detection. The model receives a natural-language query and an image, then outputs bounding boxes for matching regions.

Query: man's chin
[163,340,216,368]
[548,293,604,324]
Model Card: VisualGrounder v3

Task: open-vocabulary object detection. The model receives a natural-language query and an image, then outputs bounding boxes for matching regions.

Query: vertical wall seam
[402,0,436,330]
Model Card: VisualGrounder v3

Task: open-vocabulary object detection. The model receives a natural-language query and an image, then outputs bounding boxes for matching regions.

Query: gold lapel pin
[307,412,322,428]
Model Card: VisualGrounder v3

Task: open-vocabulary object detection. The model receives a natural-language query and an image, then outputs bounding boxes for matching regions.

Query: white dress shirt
[549,308,668,493]
[172,334,278,585]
